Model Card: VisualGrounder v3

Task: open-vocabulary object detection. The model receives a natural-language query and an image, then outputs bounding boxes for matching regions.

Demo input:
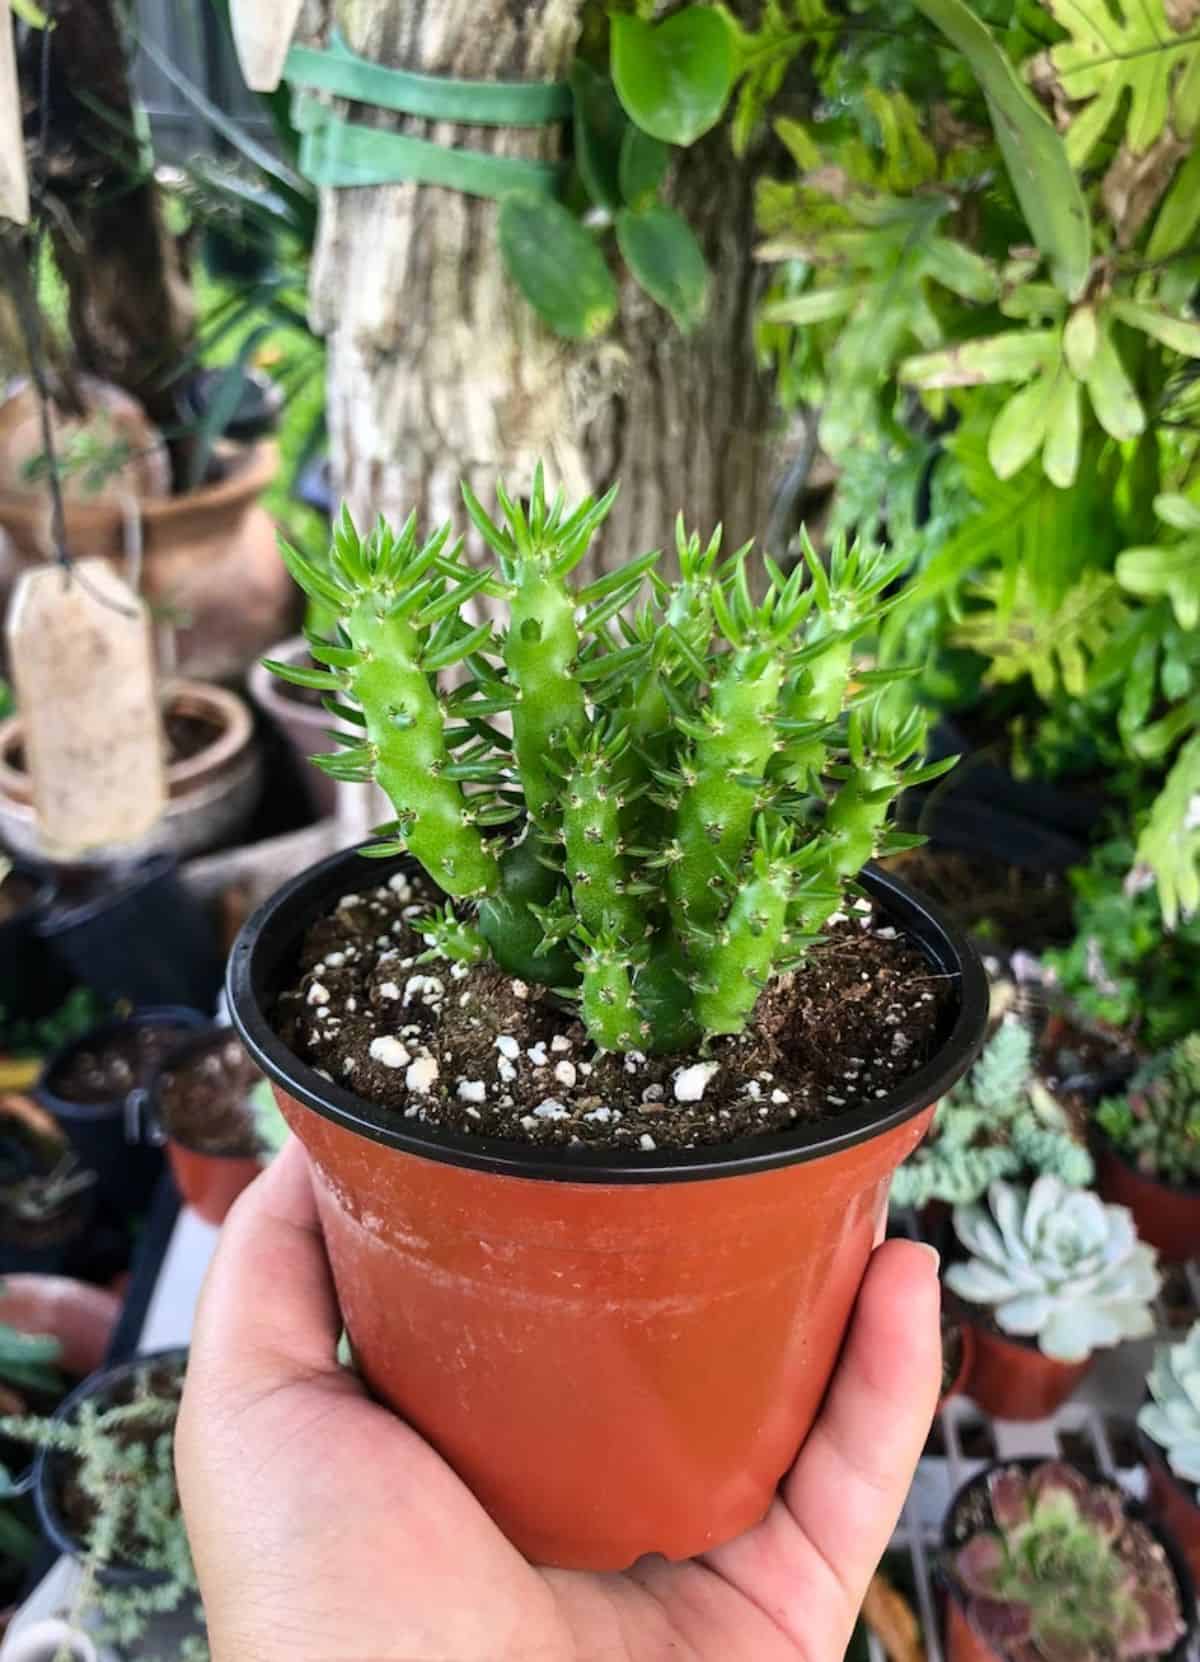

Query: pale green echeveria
[945,1175,1161,1363]
[1139,1321,1200,1486]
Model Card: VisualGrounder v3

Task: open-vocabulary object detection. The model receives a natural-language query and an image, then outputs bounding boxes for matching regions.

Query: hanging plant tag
[7,560,167,858]
[229,0,304,92]
[0,2,29,225]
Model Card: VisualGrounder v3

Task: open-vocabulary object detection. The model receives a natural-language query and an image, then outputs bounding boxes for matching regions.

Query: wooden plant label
[7,560,167,858]
[0,2,29,225]
[229,0,304,91]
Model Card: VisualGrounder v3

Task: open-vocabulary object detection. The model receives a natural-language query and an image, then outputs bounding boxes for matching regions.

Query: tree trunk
[307,0,783,573]
[21,0,194,441]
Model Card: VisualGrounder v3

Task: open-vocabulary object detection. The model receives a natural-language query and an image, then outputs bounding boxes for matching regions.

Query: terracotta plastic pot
[941,1458,1197,1662]
[938,1316,975,1412]
[229,846,987,1570]
[963,1319,1092,1421]
[1094,1130,1200,1264]
[247,635,341,819]
[0,681,262,864]
[0,443,297,681]
[1141,1429,1200,1585]
[0,1276,119,1378]
[137,1029,265,1226]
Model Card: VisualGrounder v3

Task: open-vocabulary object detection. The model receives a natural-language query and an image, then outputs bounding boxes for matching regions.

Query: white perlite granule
[527,1042,548,1068]
[551,1034,572,1053]
[553,1060,577,1088]
[497,1058,516,1084]
[404,975,445,1006]
[306,983,330,1006]
[673,1061,718,1103]
[368,1036,410,1070]
[494,1035,520,1060]
[457,1079,486,1104]
[379,982,401,1001]
[638,1133,656,1151]
[405,1055,439,1095]
[533,1099,569,1121]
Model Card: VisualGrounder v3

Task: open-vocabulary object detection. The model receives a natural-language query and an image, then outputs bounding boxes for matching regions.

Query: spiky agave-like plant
[268,470,948,1055]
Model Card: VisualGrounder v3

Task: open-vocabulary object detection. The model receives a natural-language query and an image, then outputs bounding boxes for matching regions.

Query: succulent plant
[269,470,947,1054]
[1097,1036,1200,1186]
[950,1462,1187,1662]
[1139,1322,1200,1489]
[892,1020,1093,1209]
[944,1176,1160,1363]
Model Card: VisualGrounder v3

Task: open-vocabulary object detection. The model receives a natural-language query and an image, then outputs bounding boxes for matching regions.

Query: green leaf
[619,125,670,209]
[570,60,627,211]
[922,238,999,304]
[1084,319,1145,440]
[1110,298,1200,357]
[611,7,737,147]
[1147,146,1200,261]
[912,0,1092,299]
[1062,306,1098,380]
[1042,371,1082,489]
[498,194,619,341]
[1155,494,1200,533]
[901,330,1058,388]
[1117,544,1200,631]
[761,286,858,325]
[10,0,50,23]
[617,204,709,332]
[1136,734,1200,928]
[988,376,1055,480]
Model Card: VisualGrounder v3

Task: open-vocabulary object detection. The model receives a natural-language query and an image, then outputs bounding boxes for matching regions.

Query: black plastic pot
[34,1009,209,1222]
[0,864,72,1028]
[940,1458,1197,1662]
[227,844,988,1570]
[36,857,224,1014]
[0,1192,96,1279]
[33,1348,187,1588]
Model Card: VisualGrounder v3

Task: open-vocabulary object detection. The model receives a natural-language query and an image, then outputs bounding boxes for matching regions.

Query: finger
[703,1240,940,1651]
[188,1138,350,1393]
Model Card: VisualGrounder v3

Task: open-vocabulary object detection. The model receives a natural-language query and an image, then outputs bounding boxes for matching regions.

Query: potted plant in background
[1094,1037,1200,1263]
[1138,1322,1200,1582]
[941,1460,1192,1662]
[229,470,988,1569]
[943,1176,1160,1421]
[892,1019,1093,1240]
[0,1349,204,1659]
[0,1099,95,1279]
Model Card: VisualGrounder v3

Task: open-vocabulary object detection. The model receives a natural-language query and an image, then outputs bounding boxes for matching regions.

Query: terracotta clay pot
[1141,1430,1200,1585]
[0,442,298,680]
[140,1029,265,1226]
[247,635,340,819]
[1094,1130,1200,1264]
[229,846,987,1571]
[963,1319,1092,1421]
[0,1275,119,1378]
[942,1458,1197,1662]
[0,680,262,863]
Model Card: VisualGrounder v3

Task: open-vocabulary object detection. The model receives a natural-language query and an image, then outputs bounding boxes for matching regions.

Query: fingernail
[913,1241,941,1272]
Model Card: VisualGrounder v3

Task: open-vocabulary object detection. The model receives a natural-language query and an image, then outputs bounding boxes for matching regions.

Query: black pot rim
[0,862,57,930]
[34,855,178,940]
[33,1347,188,1588]
[227,843,988,1185]
[1137,1417,1200,1513]
[940,1456,1198,1662]
[35,1008,210,1123]
[146,1027,264,1161]
[1091,1121,1200,1200]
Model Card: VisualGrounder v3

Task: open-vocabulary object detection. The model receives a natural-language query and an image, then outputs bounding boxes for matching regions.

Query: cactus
[269,468,948,1055]
[945,1177,1160,1363]
[950,1462,1186,1662]
[892,1020,1093,1209]
[1097,1034,1200,1185]
[1139,1321,1200,1488]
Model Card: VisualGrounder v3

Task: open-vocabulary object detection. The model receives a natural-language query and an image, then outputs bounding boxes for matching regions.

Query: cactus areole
[227,473,988,1569]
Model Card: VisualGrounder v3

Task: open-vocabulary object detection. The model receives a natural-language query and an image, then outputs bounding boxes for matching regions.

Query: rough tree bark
[18,0,194,435]
[306,0,784,573]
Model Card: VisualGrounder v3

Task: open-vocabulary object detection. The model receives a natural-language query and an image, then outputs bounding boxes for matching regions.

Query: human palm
[177,1141,940,1662]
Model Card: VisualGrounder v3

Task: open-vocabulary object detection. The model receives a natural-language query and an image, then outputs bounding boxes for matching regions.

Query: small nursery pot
[962,1319,1092,1421]
[35,1008,208,1220]
[32,1348,187,1588]
[0,1096,96,1278]
[940,1458,1197,1662]
[229,845,987,1570]
[1093,1128,1200,1265]
[0,1276,119,1379]
[1140,1427,1200,1585]
[0,865,71,1028]
[938,1313,975,1412]
[139,1029,265,1226]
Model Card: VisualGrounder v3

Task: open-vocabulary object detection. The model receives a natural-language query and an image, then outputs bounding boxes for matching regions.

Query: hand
[177,1139,940,1662]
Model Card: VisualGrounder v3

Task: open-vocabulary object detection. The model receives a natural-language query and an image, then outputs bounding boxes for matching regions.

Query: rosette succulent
[950,1462,1186,1662]
[944,1176,1160,1362]
[1097,1036,1200,1186]
[892,1020,1092,1210]
[1139,1322,1200,1489]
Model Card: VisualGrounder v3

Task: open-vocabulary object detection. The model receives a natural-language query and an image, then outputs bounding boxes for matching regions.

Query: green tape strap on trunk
[284,31,572,128]
[294,93,566,197]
